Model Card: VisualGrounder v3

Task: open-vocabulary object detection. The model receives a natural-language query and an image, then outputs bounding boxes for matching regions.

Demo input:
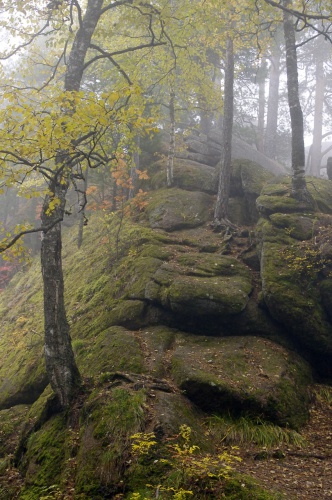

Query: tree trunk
[128,136,140,199]
[310,54,325,177]
[214,37,234,223]
[257,57,266,153]
[41,180,81,408]
[167,90,175,187]
[77,167,89,249]
[264,44,281,159]
[282,0,310,201]
[41,0,104,408]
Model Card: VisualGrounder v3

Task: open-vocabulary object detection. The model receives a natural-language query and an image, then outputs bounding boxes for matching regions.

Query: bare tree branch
[100,0,133,15]
[264,0,332,42]
[0,20,54,60]
[0,218,63,253]
[84,40,166,72]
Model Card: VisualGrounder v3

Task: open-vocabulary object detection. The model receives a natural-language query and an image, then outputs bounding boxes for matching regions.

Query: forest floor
[236,386,332,499]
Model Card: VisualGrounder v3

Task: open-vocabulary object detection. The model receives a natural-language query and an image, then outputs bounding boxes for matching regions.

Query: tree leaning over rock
[40,0,105,408]
[0,0,173,408]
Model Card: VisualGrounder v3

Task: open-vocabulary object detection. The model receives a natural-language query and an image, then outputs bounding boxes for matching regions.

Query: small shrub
[129,425,241,499]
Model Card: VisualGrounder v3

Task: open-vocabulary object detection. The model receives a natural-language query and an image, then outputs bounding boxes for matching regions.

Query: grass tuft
[207,415,306,448]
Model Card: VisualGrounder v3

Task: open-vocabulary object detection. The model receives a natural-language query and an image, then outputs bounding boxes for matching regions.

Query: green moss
[257,176,332,217]
[105,300,147,329]
[260,241,332,357]
[145,188,214,231]
[151,158,218,194]
[0,259,46,409]
[141,326,177,377]
[231,159,275,196]
[138,244,175,260]
[170,335,311,429]
[306,176,332,213]
[223,475,285,499]
[0,405,30,458]
[90,387,146,440]
[257,194,308,215]
[75,386,147,496]
[19,414,68,499]
[121,256,163,300]
[80,326,145,377]
[176,253,251,279]
[164,273,252,316]
[269,213,317,240]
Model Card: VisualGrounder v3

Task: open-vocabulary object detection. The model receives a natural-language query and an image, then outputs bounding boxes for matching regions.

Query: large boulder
[149,253,252,317]
[145,188,214,231]
[230,159,276,224]
[256,177,332,375]
[122,250,253,320]
[0,261,48,410]
[151,158,218,193]
[171,334,312,429]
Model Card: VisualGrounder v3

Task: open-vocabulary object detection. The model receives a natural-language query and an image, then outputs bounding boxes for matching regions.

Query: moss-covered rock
[0,261,47,410]
[19,413,68,499]
[228,196,249,225]
[269,213,317,240]
[231,159,275,197]
[230,160,275,223]
[320,279,332,323]
[145,188,214,231]
[256,176,332,374]
[151,158,218,193]
[171,334,312,429]
[79,326,145,377]
[0,405,30,465]
[2,164,331,499]
[141,325,177,377]
[146,252,252,318]
[260,240,332,361]
[257,176,332,216]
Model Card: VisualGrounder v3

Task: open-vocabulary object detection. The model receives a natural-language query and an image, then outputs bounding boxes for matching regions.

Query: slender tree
[282,0,311,201]
[264,39,281,159]
[214,37,234,224]
[257,57,267,153]
[0,0,172,407]
[40,0,105,407]
[310,46,326,176]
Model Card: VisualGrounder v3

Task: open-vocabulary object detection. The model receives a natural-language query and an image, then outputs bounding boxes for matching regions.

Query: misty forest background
[1,0,331,277]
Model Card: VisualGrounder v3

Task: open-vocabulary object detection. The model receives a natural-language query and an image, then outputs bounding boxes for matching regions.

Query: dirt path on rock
[236,387,332,499]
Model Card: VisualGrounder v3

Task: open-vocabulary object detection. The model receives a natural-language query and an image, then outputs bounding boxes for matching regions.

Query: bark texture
[310,54,325,177]
[257,57,266,153]
[264,46,281,159]
[282,1,309,200]
[41,0,104,407]
[167,90,175,187]
[214,37,234,222]
[41,180,81,408]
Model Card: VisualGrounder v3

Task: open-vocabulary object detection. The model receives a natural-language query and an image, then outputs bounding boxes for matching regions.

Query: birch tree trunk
[257,57,266,153]
[41,0,104,408]
[264,45,281,159]
[310,55,325,177]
